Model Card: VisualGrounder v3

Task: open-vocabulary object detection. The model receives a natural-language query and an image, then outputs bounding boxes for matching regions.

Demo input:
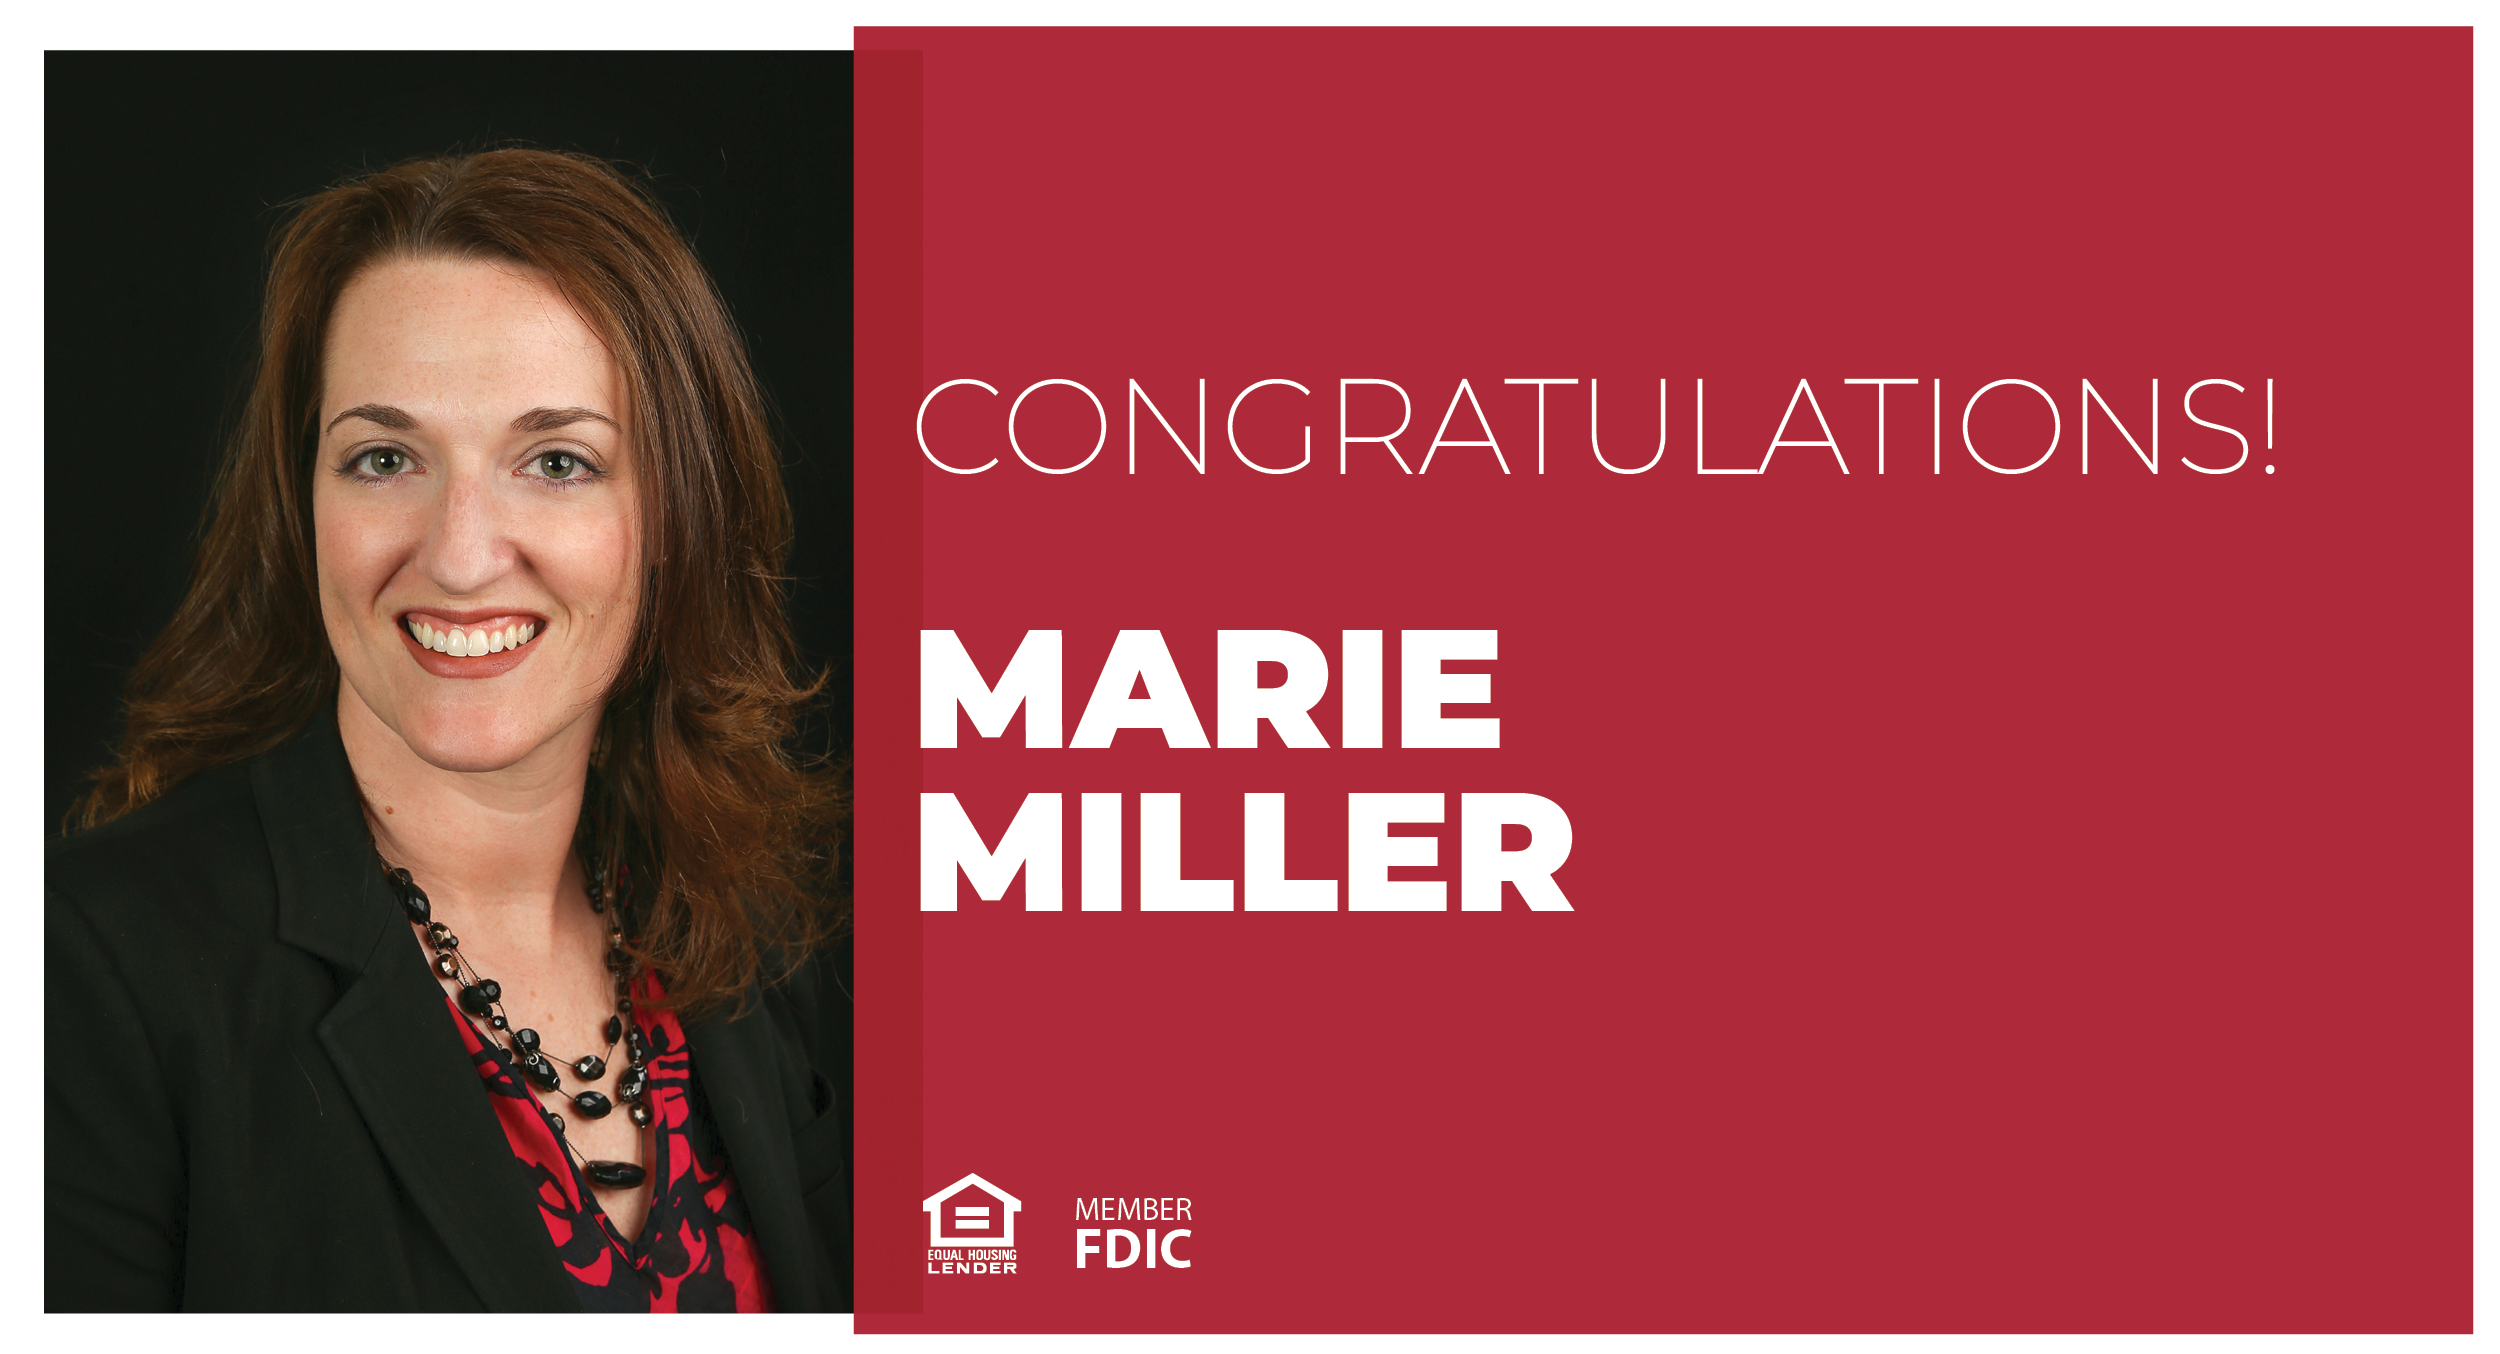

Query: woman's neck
[336,683,599,923]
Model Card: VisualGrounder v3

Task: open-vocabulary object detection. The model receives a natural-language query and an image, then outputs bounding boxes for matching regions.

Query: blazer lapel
[681,1002,824,1311]
[256,710,580,1312]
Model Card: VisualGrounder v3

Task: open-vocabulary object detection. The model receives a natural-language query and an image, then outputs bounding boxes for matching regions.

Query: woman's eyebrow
[325,402,417,433]
[512,406,619,433]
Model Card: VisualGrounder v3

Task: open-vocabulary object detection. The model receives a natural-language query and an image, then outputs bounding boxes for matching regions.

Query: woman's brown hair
[75,148,843,1013]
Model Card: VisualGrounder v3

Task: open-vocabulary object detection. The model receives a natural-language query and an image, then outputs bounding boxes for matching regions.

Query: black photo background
[47,52,852,830]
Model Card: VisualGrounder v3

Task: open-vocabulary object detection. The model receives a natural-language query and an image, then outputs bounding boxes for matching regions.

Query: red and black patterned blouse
[448,973,776,1311]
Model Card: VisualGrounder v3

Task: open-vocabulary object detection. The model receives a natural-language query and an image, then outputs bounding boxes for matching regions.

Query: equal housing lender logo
[924,1172,1023,1274]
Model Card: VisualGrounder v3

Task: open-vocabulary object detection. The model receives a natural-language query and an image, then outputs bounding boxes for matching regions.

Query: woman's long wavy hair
[75,148,844,1013]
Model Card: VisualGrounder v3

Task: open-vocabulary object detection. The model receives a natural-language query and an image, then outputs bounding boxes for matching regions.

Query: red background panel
[856,28,2469,1330]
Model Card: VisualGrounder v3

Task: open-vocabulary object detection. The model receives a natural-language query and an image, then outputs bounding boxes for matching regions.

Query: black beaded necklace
[380,847,655,1191]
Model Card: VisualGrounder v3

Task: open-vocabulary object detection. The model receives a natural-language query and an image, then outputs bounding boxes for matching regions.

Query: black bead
[513,1027,541,1052]
[583,1160,646,1190]
[476,979,500,1002]
[434,954,460,979]
[399,886,431,925]
[604,1015,622,1044]
[427,922,448,943]
[389,867,414,889]
[590,897,605,914]
[489,1014,508,1030]
[628,1043,645,1068]
[440,934,458,950]
[572,1091,614,1119]
[573,1055,607,1080]
[616,998,633,1014]
[457,983,494,1016]
[617,1066,648,1102]
[523,1055,562,1091]
[545,1110,565,1134]
[627,1102,652,1127]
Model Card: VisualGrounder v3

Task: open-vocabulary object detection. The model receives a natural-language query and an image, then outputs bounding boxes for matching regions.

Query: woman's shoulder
[47,756,299,1059]
[49,759,270,916]
[49,717,386,1058]
[750,934,853,1067]
[49,754,310,1006]
[51,709,362,929]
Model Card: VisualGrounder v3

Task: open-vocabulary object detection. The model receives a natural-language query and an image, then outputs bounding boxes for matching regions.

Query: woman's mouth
[406,614,540,656]
[397,610,547,678]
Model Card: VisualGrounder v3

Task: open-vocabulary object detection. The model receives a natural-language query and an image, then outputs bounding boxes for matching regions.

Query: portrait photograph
[45,50,853,1312]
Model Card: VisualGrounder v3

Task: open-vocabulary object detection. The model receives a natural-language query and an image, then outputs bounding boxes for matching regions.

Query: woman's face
[314,255,642,775]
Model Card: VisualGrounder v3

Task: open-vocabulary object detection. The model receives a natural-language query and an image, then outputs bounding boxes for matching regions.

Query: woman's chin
[393,711,569,775]
[338,664,602,778]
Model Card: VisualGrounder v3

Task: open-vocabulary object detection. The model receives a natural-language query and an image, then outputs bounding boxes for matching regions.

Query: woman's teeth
[409,619,538,657]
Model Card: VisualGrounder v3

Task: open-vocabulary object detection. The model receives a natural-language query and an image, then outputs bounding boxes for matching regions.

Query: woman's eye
[536,452,584,480]
[354,448,410,476]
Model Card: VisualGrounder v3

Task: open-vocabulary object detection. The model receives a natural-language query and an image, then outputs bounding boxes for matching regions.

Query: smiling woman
[48,151,848,1312]
[317,257,646,776]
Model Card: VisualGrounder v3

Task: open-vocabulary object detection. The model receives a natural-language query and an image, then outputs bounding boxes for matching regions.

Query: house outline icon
[923,1172,1023,1248]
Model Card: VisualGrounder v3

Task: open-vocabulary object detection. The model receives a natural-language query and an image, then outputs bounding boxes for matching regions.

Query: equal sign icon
[954,1205,991,1230]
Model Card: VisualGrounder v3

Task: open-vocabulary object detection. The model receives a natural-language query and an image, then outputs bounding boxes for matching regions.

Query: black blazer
[46,710,851,1311]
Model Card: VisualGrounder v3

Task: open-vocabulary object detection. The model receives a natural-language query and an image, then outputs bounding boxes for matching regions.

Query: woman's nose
[415,469,515,597]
